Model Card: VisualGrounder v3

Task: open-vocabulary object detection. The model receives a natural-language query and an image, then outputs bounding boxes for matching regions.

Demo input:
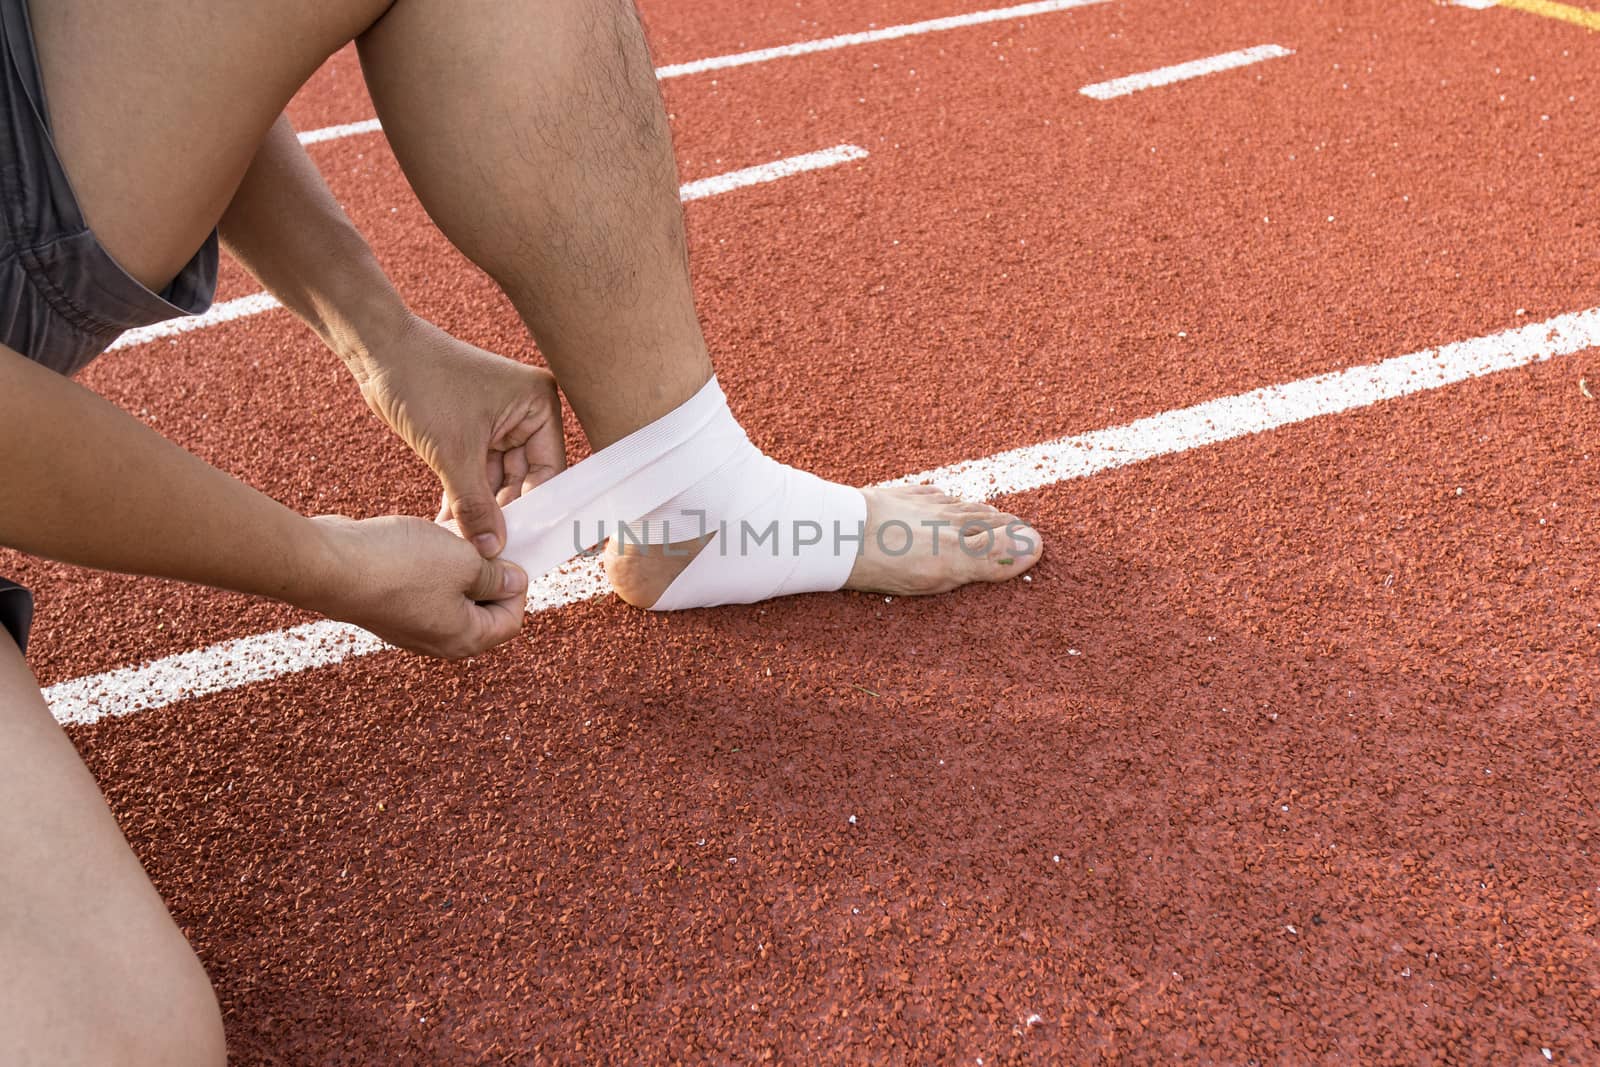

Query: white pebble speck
[848,814,858,825]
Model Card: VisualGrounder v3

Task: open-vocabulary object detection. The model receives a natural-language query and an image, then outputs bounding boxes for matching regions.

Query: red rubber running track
[5,0,1600,1060]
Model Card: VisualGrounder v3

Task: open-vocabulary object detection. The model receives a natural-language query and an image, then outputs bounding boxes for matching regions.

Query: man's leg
[355,0,1043,607]
[0,632,227,1067]
[28,0,395,294]
[34,0,1039,608]
[19,14,392,1057]
[357,0,709,452]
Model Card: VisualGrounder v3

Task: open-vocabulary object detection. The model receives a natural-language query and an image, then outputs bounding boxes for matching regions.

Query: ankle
[602,537,711,609]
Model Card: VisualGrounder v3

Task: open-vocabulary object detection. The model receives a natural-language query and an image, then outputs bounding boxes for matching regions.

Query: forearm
[219,114,406,378]
[0,345,334,609]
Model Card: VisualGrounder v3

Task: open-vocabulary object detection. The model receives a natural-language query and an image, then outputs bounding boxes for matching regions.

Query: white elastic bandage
[500,377,866,610]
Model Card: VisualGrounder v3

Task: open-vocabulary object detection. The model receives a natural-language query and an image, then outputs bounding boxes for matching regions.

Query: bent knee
[3,927,226,1067]
[105,937,227,1067]
[148,948,228,1067]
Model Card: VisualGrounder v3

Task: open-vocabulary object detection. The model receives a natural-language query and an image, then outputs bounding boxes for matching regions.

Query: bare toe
[845,486,1042,596]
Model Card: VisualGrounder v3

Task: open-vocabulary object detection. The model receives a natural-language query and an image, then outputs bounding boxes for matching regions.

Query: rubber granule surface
[16,0,1600,1062]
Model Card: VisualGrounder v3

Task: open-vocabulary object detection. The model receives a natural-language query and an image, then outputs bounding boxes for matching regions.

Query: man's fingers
[521,403,568,495]
[455,554,527,656]
[442,453,507,557]
[466,597,526,653]
[449,493,505,557]
[497,448,529,506]
[467,555,527,604]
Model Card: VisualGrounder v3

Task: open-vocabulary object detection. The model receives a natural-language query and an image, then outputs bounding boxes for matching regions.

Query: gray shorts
[0,577,31,653]
[2,0,222,656]
[0,0,218,377]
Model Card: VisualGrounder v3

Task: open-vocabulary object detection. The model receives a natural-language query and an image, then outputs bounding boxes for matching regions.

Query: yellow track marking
[1497,0,1600,31]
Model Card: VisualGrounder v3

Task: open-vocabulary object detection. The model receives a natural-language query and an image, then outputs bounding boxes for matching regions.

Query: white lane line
[297,118,383,145]
[108,146,869,354]
[48,306,1600,726]
[890,307,1600,497]
[295,0,1114,147]
[681,144,869,201]
[108,292,284,352]
[47,622,385,728]
[1079,43,1293,100]
[655,0,1111,78]
[44,562,611,727]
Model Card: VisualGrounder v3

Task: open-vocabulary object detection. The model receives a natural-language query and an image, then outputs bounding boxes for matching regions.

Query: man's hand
[307,515,528,659]
[351,315,566,559]
[0,343,527,661]
[219,116,565,560]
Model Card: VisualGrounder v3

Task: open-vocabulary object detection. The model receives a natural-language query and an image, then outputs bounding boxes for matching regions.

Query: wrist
[317,281,415,386]
[290,515,362,618]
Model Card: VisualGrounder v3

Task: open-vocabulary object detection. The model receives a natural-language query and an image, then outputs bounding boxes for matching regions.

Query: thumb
[466,555,528,604]
[443,460,507,557]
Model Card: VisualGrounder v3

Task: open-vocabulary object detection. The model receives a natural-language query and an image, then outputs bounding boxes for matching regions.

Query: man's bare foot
[603,484,1043,609]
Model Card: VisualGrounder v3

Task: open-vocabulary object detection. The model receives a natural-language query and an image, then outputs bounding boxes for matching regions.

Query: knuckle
[474,562,502,593]
[454,495,497,522]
